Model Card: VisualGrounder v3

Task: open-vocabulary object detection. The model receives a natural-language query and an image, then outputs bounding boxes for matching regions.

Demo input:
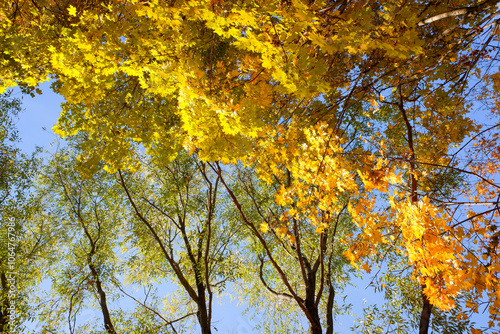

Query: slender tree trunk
[88,263,116,334]
[305,276,322,334]
[419,292,433,334]
[325,279,335,334]
[195,275,211,334]
[0,272,10,334]
[196,301,211,334]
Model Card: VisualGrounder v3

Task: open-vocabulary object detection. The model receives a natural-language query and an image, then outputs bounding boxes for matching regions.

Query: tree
[36,147,124,334]
[212,158,355,334]
[117,151,243,334]
[0,91,52,333]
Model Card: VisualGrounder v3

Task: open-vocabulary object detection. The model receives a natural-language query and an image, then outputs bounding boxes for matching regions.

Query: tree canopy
[1,0,500,333]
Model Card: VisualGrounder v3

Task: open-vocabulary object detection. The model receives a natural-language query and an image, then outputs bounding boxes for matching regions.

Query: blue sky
[13,82,63,155]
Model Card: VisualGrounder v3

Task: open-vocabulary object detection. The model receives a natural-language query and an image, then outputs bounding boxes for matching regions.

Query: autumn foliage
[2,0,500,333]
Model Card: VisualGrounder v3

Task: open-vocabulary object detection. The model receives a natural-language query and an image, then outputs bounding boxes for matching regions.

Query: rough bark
[304,259,322,334]
[194,259,211,334]
[306,307,322,334]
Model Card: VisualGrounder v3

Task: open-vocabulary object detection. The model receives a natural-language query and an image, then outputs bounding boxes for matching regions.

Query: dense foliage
[1,0,500,333]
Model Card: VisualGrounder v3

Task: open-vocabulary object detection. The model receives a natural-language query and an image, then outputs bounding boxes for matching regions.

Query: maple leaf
[259,222,269,233]
[68,5,77,17]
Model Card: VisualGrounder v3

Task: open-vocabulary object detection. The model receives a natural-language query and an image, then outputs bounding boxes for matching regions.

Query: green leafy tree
[207,162,355,334]
[0,91,51,333]
[118,151,244,334]
[36,147,125,334]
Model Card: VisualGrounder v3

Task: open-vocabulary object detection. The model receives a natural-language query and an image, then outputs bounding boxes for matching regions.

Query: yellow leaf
[68,5,77,16]
[259,222,269,233]
[276,225,288,237]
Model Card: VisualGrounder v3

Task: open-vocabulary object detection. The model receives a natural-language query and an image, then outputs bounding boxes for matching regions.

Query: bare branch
[116,284,196,327]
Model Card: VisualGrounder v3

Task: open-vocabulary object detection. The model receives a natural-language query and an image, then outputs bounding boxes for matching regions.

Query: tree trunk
[195,279,211,334]
[419,291,433,334]
[196,305,211,334]
[88,263,116,334]
[307,312,323,334]
[0,272,10,334]
[325,279,335,334]
[305,285,322,334]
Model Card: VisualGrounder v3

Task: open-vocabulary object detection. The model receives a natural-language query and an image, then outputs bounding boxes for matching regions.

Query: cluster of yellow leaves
[343,195,390,271]
[347,171,500,329]
[0,0,433,171]
[252,121,358,237]
[229,110,500,324]
[392,197,469,311]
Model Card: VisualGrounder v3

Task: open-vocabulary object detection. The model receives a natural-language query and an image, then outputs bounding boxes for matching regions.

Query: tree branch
[258,256,294,301]
[418,0,500,26]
